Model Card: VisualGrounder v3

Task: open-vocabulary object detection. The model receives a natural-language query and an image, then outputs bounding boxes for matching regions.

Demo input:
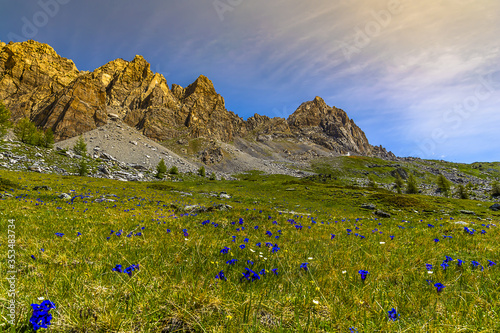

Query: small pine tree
[436,174,451,197]
[156,159,167,179]
[169,165,179,175]
[455,184,469,199]
[0,100,12,138]
[198,166,206,177]
[13,118,37,144]
[492,181,500,198]
[394,173,404,194]
[406,174,419,194]
[42,128,55,148]
[367,175,377,188]
[77,159,89,177]
[209,172,216,180]
[73,135,87,157]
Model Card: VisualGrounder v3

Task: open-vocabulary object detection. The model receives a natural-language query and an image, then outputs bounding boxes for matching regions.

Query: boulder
[361,203,376,210]
[489,203,500,211]
[375,210,391,218]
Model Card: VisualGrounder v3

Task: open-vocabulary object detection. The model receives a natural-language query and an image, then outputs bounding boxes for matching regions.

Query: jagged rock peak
[184,75,217,97]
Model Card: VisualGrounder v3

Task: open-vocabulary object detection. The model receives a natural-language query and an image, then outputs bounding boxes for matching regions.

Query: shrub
[156,159,167,179]
[42,128,55,148]
[77,159,89,177]
[406,174,419,194]
[492,181,500,198]
[209,172,216,180]
[168,165,179,175]
[394,173,404,194]
[367,175,377,188]
[14,118,37,144]
[0,100,12,138]
[73,135,87,157]
[436,174,452,197]
[455,184,469,200]
[198,166,206,177]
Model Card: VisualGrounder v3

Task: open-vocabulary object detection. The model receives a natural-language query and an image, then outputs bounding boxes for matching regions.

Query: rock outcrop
[0,40,394,159]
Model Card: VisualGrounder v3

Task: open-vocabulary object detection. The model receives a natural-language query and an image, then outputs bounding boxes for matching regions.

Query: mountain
[0,40,394,165]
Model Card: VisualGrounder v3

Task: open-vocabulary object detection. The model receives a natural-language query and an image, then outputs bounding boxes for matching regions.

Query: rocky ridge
[0,40,394,165]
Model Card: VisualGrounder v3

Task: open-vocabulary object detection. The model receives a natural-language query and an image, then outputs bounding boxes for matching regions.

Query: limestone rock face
[287,96,374,155]
[0,40,394,159]
[0,40,79,120]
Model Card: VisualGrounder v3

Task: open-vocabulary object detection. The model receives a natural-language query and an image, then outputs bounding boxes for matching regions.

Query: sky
[1,0,499,163]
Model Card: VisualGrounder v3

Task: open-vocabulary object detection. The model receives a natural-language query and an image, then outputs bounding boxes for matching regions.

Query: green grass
[1,169,500,332]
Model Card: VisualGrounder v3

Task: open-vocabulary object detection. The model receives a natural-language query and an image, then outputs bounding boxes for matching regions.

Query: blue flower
[31,255,36,260]
[427,224,434,228]
[388,308,399,321]
[30,300,56,331]
[259,269,266,275]
[471,260,484,271]
[440,262,449,270]
[444,256,453,262]
[215,270,227,281]
[239,244,246,249]
[488,260,496,266]
[226,259,238,265]
[55,233,64,237]
[300,263,309,271]
[457,259,463,267]
[247,260,254,265]
[433,238,439,242]
[434,282,445,293]
[220,246,230,254]
[358,270,369,281]
[240,268,260,282]
[256,242,262,247]
[77,232,82,236]
[331,234,335,239]
[271,244,280,253]
[244,238,249,243]
[390,235,394,240]
[272,268,278,275]
[112,264,123,273]
[426,264,432,271]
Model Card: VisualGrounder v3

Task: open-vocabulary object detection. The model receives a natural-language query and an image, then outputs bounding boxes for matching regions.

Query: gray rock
[375,210,391,218]
[219,192,231,199]
[98,165,111,175]
[489,203,500,211]
[58,193,72,200]
[460,210,475,215]
[94,198,116,203]
[28,165,42,172]
[361,203,376,210]
[454,221,468,225]
[33,185,52,191]
[0,192,13,198]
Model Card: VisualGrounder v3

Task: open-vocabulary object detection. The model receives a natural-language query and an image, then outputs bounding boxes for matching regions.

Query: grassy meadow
[1,168,500,332]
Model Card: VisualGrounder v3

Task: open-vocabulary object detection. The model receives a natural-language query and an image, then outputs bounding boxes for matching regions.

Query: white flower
[37,297,45,301]
[312,299,319,304]
[308,257,314,260]
[250,249,255,252]
[342,270,347,274]
[379,242,385,244]
[427,271,433,274]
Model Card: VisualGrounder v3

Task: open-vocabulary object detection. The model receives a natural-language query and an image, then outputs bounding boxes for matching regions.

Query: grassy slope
[1,168,500,332]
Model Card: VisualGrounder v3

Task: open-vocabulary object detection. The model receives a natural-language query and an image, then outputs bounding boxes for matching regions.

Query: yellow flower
[226,315,233,320]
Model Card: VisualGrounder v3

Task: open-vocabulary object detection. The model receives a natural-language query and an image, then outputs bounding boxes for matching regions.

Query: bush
[0,100,12,138]
[455,184,469,200]
[41,128,55,148]
[156,159,167,179]
[394,173,404,194]
[492,181,500,198]
[14,118,38,144]
[73,135,87,157]
[436,174,451,197]
[367,175,377,188]
[406,174,419,194]
[198,166,206,177]
[77,159,89,177]
[169,165,179,175]
[209,172,216,180]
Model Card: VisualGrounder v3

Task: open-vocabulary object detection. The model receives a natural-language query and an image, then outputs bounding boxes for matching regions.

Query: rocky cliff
[0,40,393,159]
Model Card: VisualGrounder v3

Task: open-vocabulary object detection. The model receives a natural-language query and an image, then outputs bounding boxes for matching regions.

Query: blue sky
[1,0,499,163]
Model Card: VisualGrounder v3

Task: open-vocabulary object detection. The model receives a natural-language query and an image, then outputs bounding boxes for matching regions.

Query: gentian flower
[444,256,453,262]
[272,268,278,275]
[358,270,369,281]
[220,247,230,254]
[488,260,496,266]
[434,282,445,293]
[256,242,261,247]
[239,244,246,249]
[440,262,449,270]
[112,264,123,273]
[388,308,399,321]
[31,255,36,260]
[247,260,254,265]
[215,270,227,281]
[271,244,280,253]
[300,263,309,271]
[457,259,463,267]
[331,234,335,239]
[30,300,56,331]
[390,235,394,240]
[426,264,433,271]
[226,259,238,265]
